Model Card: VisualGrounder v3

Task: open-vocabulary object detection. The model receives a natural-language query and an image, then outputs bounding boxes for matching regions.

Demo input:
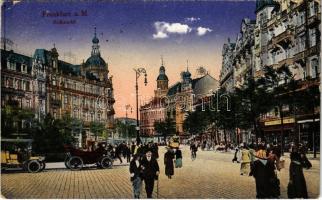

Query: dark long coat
[288,161,308,198]
[164,151,174,176]
[140,156,160,180]
[250,159,279,198]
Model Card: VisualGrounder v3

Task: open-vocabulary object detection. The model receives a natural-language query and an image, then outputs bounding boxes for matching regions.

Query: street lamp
[134,68,147,145]
[125,104,133,142]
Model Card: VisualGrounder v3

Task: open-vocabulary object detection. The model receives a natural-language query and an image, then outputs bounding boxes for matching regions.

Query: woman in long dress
[240,146,251,175]
[164,148,175,179]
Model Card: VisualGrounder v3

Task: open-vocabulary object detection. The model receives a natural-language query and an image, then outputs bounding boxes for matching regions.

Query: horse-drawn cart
[64,145,113,170]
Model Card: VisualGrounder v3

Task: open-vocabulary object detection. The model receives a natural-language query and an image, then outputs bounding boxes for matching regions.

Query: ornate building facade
[167,69,219,135]
[1,29,115,146]
[219,0,320,146]
[219,38,235,93]
[140,61,168,136]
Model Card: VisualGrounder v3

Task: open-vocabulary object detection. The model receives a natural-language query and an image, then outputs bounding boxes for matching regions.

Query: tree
[296,82,320,158]
[260,65,295,154]
[232,78,273,144]
[90,121,105,141]
[1,105,35,138]
[154,115,176,142]
[31,114,76,155]
[183,106,210,136]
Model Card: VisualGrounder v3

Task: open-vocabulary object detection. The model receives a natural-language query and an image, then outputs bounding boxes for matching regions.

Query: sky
[2,0,256,118]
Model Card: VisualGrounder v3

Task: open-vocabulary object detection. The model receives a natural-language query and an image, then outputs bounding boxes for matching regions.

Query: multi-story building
[233,18,256,88]
[1,28,115,146]
[219,38,235,92]
[219,0,320,147]
[140,61,168,136]
[167,69,219,135]
[254,0,320,147]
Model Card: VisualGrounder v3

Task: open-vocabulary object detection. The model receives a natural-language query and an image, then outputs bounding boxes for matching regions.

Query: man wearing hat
[140,149,160,198]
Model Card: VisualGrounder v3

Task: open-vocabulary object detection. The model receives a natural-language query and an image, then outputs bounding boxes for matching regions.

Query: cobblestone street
[1,146,320,199]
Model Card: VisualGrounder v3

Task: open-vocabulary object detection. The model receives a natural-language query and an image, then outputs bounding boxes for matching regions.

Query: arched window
[311,58,319,78]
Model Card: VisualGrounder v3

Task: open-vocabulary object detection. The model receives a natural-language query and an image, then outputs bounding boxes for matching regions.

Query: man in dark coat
[164,148,175,179]
[250,152,280,198]
[140,150,160,198]
[115,144,123,164]
[131,142,136,155]
[288,152,308,198]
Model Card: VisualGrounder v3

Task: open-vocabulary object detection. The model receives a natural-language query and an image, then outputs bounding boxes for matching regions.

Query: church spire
[91,27,100,56]
[186,59,189,72]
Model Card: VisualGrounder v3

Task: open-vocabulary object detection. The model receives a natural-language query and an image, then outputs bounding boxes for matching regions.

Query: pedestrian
[190,141,198,160]
[115,144,123,164]
[299,143,312,169]
[240,145,251,176]
[175,148,182,168]
[152,143,159,159]
[130,154,143,199]
[287,152,308,198]
[250,147,280,198]
[131,142,136,155]
[232,147,239,163]
[126,144,131,163]
[164,148,175,179]
[140,150,160,198]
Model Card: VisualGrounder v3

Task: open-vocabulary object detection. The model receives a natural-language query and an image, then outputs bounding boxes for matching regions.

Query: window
[299,12,305,25]
[311,59,319,78]
[17,80,22,90]
[73,96,77,105]
[26,81,30,91]
[22,64,27,73]
[52,77,56,86]
[309,2,315,17]
[64,95,68,104]
[52,93,56,99]
[26,99,31,108]
[98,113,101,122]
[309,28,316,47]
[298,35,306,53]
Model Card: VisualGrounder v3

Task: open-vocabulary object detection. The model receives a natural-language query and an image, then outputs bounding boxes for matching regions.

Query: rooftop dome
[157,74,168,81]
[256,0,278,12]
[84,55,106,68]
[92,35,99,44]
[157,65,168,81]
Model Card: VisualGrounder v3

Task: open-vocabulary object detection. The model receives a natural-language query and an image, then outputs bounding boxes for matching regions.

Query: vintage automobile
[1,138,46,173]
[64,144,113,170]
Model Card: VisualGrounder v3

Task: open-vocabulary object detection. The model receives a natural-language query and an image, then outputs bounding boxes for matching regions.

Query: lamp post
[125,104,133,142]
[134,68,147,145]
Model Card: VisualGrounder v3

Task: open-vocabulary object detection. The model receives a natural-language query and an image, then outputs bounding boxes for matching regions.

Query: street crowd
[106,140,312,199]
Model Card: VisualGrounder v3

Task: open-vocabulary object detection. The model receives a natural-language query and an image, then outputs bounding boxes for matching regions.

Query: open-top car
[1,138,46,173]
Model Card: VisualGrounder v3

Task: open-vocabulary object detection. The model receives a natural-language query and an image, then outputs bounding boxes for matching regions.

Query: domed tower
[155,57,169,98]
[83,27,108,82]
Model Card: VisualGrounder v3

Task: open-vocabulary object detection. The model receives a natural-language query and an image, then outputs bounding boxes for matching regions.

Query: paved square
[1,146,320,198]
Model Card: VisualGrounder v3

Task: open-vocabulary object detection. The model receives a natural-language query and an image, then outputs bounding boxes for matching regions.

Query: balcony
[278,57,293,68]
[308,13,321,28]
[2,87,25,97]
[38,91,46,98]
[295,24,305,35]
[305,45,320,57]
[270,27,294,48]
[51,99,61,108]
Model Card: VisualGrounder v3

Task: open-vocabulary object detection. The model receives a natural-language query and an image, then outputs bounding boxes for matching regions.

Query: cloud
[185,17,201,22]
[153,21,192,39]
[196,27,212,36]
[153,31,168,39]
